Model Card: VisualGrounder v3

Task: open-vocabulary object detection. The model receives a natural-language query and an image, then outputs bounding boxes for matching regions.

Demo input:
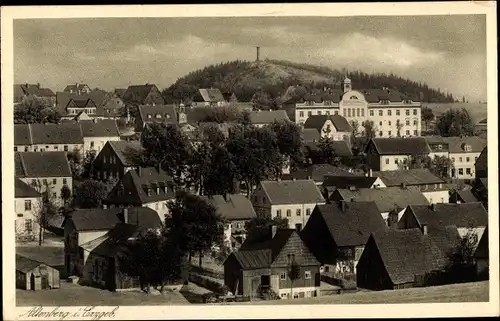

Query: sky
[14,15,487,101]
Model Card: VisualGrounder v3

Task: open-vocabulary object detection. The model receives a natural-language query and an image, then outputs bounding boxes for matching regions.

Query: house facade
[14,123,84,155]
[14,83,56,106]
[64,83,92,95]
[93,140,143,181]
[443,136,487,181]
[16,255,60,290]
[135,104,179,132]
[79,119,121,154]
[302,115,352,142]
[424,136,450,159]
[249,110,290,128]
[15,178,42,242]
[224,228,321,299]
[122,84,166,106]
[251,180,326,230]
[365,137,431,171]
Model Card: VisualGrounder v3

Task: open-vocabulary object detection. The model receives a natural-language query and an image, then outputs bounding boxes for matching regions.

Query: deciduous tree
[14,99,61,124]
[421,106,435,131]
[361,120,376,138]
[317,137,341,166]
[73,179,109,208]
[435,108,474,137]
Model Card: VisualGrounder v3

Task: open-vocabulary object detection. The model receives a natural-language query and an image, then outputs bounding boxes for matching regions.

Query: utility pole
[256,46,260,62]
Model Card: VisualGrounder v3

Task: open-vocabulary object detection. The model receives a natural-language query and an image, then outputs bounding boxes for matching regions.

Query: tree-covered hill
[161,59,456,105]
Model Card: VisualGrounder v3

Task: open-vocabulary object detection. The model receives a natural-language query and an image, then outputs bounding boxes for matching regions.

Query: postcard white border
[2,2,498,320]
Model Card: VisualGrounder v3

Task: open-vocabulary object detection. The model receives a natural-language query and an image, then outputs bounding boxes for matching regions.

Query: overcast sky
[14,15,487,101]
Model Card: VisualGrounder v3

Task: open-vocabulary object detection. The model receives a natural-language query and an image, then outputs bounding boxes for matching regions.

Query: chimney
[256,46,260,62]
[422,224,428,235]
[270,225,278,239]
[123,208,129,224]
[431,203,436,211]
[401,182,407,189]
[369,169,373,177]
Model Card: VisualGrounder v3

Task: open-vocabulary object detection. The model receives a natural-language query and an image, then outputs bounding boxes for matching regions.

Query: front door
[30,274,35,290]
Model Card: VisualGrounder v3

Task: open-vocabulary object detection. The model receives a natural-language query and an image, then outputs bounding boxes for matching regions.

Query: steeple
[342,74,352,93]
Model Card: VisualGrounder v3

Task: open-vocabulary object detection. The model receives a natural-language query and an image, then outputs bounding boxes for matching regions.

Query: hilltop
[161,59,456,106]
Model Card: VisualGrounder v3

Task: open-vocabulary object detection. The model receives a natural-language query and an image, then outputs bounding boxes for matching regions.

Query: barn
[16,254,60,290]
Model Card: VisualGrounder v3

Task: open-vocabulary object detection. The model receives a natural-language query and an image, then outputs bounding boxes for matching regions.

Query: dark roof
[260,179,325,205]
[29,123,83,144]
[330,114,353,132]
[15,178,41,198]
[424,136,449,146]
[15,84,55,98]
[138,105,178,127]
[475,146,487,176]
[373,169,445,186]
[304,140,353,157]
[67,207,161,231]
[302,115,351,133]
[105,167,176,205]
[478,177,488,189]
[203,194,256,221]
[369,228,447,285]
[15,152,72,178]
[249,110,289,124]
[314,202,387,247]
[107,140,144,166]
[64,84,90,92]
[79,119,120,137]
[335,186,430,213]
[453,189,479,203]
[474,227,488,259]
[123,84,164,105]
[302,128,320,143]
[56,91,107,115]
[323,175,379,190]
[284,164,356,183]
[300,89,344,103]
[442,136,487,153]
[233,249,271,269]
[198,88,225,102]
[91,223,156,258]
[406,203,488,229]
[367,137,431,155]
[426,225,461,257]
[16,254,49,273]
[14,124,32,145]
[114,88,127,98]
[360,88,416,103]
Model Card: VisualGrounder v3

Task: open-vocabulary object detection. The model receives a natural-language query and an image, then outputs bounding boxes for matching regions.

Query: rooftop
[15,152,72,178]
[367,137,431,155]
[259,179,325,205]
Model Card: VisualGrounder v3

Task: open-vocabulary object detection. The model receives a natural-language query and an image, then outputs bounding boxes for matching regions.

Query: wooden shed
[16,254,60,290]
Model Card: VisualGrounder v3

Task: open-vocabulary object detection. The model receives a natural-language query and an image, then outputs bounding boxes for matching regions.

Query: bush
[188,273,229,295]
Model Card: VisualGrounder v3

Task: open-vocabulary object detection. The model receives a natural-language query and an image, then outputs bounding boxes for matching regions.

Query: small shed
[16,254,60,290]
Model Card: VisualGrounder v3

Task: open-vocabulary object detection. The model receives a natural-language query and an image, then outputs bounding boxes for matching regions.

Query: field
[234,281,489,305]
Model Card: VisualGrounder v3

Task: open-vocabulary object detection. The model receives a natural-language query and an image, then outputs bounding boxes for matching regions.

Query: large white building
[289,78,422,138]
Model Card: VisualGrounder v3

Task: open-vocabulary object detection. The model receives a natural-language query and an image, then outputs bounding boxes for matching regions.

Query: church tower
[342,76,352,93]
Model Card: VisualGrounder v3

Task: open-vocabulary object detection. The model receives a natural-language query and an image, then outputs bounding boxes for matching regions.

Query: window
[25,146,29,152]
[370,110,374,116]
[299,111,304,117]
[155,113,162,119]
[406,109,410,116]
[396,110,400,116]
[53,192,57,199]
[276,209,282,218]
[25,219,33,232]
[385,158,390,164]
[414,130,417,136]
[90,141,95,148]
[379,131,383,137]
[475,156,478,162]
[14,147,18,151]
[466,157,470,162]
[24,200,32,211]
[464,145,472,152]
[64,145,68,151]
[318,111,322,115]
[52,178,57,185]
[406,120,410,126]
[388,131,392,136]
[308,111,312,117]
[147,114,152,119]
[262,197,266,204]
[395,158,399,164]
[361,109,364,117]
[306,208,311,216]
[31,179,37,185]
[356,108,360,117]
[324,266,330,272]
[348,109,351,117]
[413,120,418,126]
[388,121,391,126]
[378,110,383,116]
[466,168,471,175]
[387,110,392,116]
[406,130,410,136]
[452,157,455,162]
[155,203,159,210]
[286,209,291,217]
[54,146,58,151]
[42,179,47,185]
[335,111,339,115]
[343,109,346,117]
[413,109,418,116]
[296,209,301,216]
[459,157,463,163]
[280,272,287,280]
[379,121,382,126]
[326,111,330,116]
[458,168,464,175]
[305,271,311,279]
[103,156,107,163]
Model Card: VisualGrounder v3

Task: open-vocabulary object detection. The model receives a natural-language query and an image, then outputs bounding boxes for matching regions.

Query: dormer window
[155,114,162,119]
[350,96,358,100]
[464,145,472,152]
[165,114,170,119]
[147,114,152,119]
[437,144,442,150]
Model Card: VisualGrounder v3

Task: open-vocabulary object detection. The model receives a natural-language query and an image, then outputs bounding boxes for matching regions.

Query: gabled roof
[198,88,225,103]
[249,110,289,125]
[299,89,344,103]
[15,178,41,198]
[67,207,161,231]
[373,169,445,186]
[79,119,120,137]
[56,91,107,114]
[16,255,49,273]
[64,83,90,93]
[304,140,353,157]
[123,84,164,105]
[322,175,379,190]
[284,164,356,183]
[302,128,320,143]
[452,189,479,203]
[474,226,488,259]
[475,146,487,175]
[424,135,449,146]
[367,137,431,155]
[259,179,325,205]
[105,167,176,205]
[29,123,83,144]
[368,228,447,285]
[202,194,256,221]
[442,136,487,153]
[15,152,72,178]
[314,202,387,247]
[15,84,55,98]
[138,105,178,126]
[360,88,416,103]
[114,88,127,98]
[335,186,430,213]
[406,203,488,229]
[14,124,32,145]
[302,115,352,133]
[330,114,353,132]
[107,140,143,166]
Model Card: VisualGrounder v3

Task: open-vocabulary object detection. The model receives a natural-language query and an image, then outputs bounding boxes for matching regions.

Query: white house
[365,137,431,171]
[443,136,487,181]
[15,178,42,241]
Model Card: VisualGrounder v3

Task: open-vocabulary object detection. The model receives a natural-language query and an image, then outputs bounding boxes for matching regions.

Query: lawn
[17,282,191,306]
[232,281,489,305]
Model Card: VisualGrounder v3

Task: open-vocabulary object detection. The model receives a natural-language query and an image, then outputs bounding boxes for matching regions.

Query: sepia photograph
[2,2,498,320]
